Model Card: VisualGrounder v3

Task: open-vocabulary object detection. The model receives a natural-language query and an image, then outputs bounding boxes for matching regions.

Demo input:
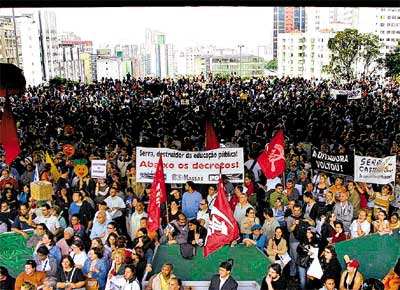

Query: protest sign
[330,89,362,100]
[90,160,107,178]
[311,149,353,176]
[136,147,244,184]
[354,155,396,184]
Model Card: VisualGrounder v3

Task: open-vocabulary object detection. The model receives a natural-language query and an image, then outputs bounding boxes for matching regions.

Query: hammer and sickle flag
[258,129,286,179]
[204,174,239,257]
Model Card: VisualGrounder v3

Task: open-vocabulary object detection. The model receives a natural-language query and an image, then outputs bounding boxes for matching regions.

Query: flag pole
[165,199,170,225]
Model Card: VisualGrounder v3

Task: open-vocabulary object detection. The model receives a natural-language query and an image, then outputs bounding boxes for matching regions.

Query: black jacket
[209,274,238,290]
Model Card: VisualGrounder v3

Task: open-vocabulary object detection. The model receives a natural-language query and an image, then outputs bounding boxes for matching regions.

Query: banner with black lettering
[136,147,244,184]
[311,149,353,176]
[354,155,396,184]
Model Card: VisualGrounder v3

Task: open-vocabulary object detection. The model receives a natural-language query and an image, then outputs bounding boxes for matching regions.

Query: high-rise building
[0,17,19,66]
[17,14,42,86]
[277,30,333,79]
[0,14,43,86]
[58,42,85,82]
[273,7,306,58]
[356,8,400,55]
[38,10,60,81]
[143,28,175,78]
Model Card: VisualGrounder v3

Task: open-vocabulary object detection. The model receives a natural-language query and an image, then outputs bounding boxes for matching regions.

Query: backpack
[180,243,196,260]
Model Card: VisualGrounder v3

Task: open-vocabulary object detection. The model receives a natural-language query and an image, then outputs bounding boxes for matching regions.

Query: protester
[260,263,287,290]
[14,260,46,290]
[1,75,400,290]
[339,255,363,290]
[208,259,238,290]
[0,266,15,289]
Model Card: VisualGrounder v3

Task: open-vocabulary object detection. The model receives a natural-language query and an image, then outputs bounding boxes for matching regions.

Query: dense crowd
[0,74,399,290]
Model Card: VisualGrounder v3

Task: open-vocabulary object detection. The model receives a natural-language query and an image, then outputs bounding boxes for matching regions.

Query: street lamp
[237,44,244,77]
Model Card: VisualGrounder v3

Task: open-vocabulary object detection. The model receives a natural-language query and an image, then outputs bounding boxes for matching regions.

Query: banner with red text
[136,147,244,184]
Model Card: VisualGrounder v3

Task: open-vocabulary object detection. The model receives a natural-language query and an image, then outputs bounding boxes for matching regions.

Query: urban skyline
[1,7,399,85]
[0,7,274,53]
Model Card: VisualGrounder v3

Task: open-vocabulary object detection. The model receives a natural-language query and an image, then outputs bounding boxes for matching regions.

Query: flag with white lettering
[204,175,239,257]
[147,155,167,233]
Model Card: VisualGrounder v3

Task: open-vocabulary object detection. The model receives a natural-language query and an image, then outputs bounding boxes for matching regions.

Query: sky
[2,7,274,52]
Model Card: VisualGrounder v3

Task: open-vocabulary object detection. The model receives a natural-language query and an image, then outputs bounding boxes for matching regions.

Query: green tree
[359,33,381,77]
[326,29,381,81]
[384,40,400,77]
[266,58,277,70]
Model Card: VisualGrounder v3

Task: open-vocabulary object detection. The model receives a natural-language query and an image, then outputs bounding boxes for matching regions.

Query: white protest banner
[91,160,107,179]
[136,147,244,184]
[330,89,362,100]
[354,155,396,184]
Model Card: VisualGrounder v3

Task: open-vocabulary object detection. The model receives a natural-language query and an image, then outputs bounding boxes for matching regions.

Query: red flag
[258,130,286,179]
[204,175,239,257]
[0,105,21,165]
[147,155,167,233]
[205,120,219,150]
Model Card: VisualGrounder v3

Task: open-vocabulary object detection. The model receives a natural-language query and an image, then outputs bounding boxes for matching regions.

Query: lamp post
[238,44,244,77]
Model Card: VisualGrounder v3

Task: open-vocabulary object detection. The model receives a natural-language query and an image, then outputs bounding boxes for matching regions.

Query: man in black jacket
[208,260,238,290]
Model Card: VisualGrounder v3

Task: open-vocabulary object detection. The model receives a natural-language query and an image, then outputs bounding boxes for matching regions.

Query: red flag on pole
[258,129,286,179]
[147,155,167,233]
[0,104,21,165]
[205,120,219,150]
[204,175,239,257]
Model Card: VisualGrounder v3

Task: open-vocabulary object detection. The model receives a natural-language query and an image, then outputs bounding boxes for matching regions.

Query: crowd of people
[0,74,399,290]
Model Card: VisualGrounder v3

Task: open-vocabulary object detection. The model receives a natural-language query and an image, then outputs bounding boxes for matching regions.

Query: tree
[266,58,278,71]
[326,29,381,81]
[384,40,400,77]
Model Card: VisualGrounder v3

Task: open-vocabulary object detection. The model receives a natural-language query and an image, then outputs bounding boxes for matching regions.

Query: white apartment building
[356,8,400,55]
[17,15,42,86]
[38,10,60,81]
[277,31,333,79]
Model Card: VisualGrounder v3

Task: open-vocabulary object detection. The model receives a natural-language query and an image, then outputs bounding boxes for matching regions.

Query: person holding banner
[369,184,395,217]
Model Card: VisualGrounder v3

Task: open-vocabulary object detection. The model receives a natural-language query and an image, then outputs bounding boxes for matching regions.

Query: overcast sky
[1,7,274,52]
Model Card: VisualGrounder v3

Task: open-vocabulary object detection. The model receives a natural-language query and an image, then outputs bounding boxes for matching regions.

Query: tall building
[142,28,177,78]
[277,31,333,79]
[0,17,19,66]
[273,7,306,58]
[17,14,42,86]
[0,14,43,86]
[57,42,85,82]
[38,10,60,81]
[356,8,400,55]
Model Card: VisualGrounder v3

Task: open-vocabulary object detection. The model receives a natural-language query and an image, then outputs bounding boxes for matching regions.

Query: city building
[38,10,60,81]
[57,42,85,81]
[17,14,42,86]
[356,7,400,55]
[0,17,19,66]
[273,7,306,58]
[210,54,265,77]
[277,30,333,79]
[96,57,123,80]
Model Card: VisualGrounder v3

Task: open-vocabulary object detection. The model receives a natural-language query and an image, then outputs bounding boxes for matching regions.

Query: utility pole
[238,44,244,77]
